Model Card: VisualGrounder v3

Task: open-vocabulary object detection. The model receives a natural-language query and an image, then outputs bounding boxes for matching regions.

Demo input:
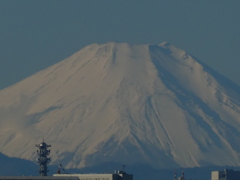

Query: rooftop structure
[212,169,240,180]
[53,170,133,180]
[0,176,78,180]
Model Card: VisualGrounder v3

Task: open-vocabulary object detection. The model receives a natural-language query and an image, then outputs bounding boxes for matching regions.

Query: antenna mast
[35,139,51,176]
[174,169,177,180]
[181,168,185,180]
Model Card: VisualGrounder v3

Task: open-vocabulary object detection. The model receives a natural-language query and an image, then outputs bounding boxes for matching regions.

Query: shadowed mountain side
[149,44,240,154]
[0,153,38,176]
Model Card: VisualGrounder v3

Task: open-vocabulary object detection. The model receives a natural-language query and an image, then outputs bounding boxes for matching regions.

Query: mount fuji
[0,42,240,169]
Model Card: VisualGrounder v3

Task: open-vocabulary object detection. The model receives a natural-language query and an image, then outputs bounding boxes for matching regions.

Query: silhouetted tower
[35,139,51,176]
[174,169,177,180]
[181,168,185,180]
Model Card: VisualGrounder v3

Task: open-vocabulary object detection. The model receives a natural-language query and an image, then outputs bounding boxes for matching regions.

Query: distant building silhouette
[212,169,240,180]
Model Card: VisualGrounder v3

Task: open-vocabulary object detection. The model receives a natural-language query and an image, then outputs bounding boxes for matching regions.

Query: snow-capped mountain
[0,42,240,169]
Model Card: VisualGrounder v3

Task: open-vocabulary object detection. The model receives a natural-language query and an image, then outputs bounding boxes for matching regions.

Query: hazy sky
[0,0,240,90]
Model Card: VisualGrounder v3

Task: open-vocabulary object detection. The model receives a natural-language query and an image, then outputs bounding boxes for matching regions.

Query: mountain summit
[0,42,240,168]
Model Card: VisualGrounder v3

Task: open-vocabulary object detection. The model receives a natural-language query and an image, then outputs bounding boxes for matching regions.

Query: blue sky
[0,0,240,90]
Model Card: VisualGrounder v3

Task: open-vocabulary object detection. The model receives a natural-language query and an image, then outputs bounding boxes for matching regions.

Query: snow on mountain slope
[0,42,240,168]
